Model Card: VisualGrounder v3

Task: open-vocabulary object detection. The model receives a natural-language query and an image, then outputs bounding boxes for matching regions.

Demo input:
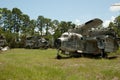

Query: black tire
[56,55,62,59]
[103,53,108,58]
[101,49,108,58]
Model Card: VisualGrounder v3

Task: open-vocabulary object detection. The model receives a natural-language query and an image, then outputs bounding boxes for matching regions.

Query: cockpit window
[62,35,68,37]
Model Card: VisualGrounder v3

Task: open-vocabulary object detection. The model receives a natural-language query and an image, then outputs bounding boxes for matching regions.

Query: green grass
[0,48,120,80]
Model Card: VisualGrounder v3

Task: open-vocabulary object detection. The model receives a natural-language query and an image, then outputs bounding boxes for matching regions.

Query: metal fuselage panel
[57,18,119,55]
[59,32,119,54]
[59,32,100,54]
[60,38,100,54]
[60,39,84,52]
[104,37,119,52]
[59,32,83,52]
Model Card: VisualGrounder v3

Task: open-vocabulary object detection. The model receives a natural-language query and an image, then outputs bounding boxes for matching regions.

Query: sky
[0,0,120,27]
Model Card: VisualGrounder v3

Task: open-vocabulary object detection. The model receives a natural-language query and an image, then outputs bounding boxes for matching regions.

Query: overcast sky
[0,0,120,27]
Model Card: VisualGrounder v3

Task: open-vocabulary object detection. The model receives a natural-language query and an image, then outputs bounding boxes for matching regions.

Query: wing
[81,18,103,30]
[71,18,103,36]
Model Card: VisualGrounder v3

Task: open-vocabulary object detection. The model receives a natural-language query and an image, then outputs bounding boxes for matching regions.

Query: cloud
[110,3,120,12]
[103,20,111,28]
[103,16,115,27]
[74,19,81,25]
[74,16,115,28]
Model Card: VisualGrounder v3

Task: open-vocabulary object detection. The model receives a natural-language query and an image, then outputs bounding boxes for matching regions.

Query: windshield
[62,34,68,38]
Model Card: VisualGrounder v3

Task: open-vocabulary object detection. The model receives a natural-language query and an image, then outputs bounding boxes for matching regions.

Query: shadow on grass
[55,55,72,60]
[55,54,118,60]
[107,56,118,60]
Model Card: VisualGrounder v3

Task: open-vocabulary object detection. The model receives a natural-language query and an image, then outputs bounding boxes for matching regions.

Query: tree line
[108,16,120,37]
[0,7,120,48]
[0,8,75,48]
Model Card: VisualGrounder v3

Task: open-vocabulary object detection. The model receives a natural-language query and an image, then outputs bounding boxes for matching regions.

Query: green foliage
[108,15,120,37]
[0,7,76,48]
[36,16,45,36]
[0,49,120,80]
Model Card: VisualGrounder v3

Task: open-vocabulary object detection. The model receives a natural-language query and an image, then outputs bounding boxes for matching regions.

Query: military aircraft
[25,36,49,49]
[55,18,119,59]
[0,35,9,51]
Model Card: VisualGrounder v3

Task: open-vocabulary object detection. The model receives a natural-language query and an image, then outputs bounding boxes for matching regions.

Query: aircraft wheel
[56,55,62,59]
[100,49,108,58]
[103,53,108,59]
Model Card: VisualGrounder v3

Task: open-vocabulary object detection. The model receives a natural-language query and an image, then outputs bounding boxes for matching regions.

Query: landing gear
[56,55,62,59]
[97,38,108,58]
[56,49,62,59]
[100,49,108,58]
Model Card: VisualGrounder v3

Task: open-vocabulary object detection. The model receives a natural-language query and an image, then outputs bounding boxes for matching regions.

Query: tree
[53,21,76,39]
[114,16,120,28]
[57,21,73,34]
[29,19,36,36]
[44,18,51,35]
[0,7,79,48]
[36,16,45,36]
[0,8,12,31]
[108,15,120,37]
[51,20,59,35]
[21,14,30,35]
[12,8,23,33]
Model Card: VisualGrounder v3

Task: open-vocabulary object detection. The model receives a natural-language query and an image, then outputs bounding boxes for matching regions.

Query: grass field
[0,48,120,80]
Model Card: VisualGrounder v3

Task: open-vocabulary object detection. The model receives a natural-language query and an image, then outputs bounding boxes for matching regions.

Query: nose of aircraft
[54,39,61,49]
